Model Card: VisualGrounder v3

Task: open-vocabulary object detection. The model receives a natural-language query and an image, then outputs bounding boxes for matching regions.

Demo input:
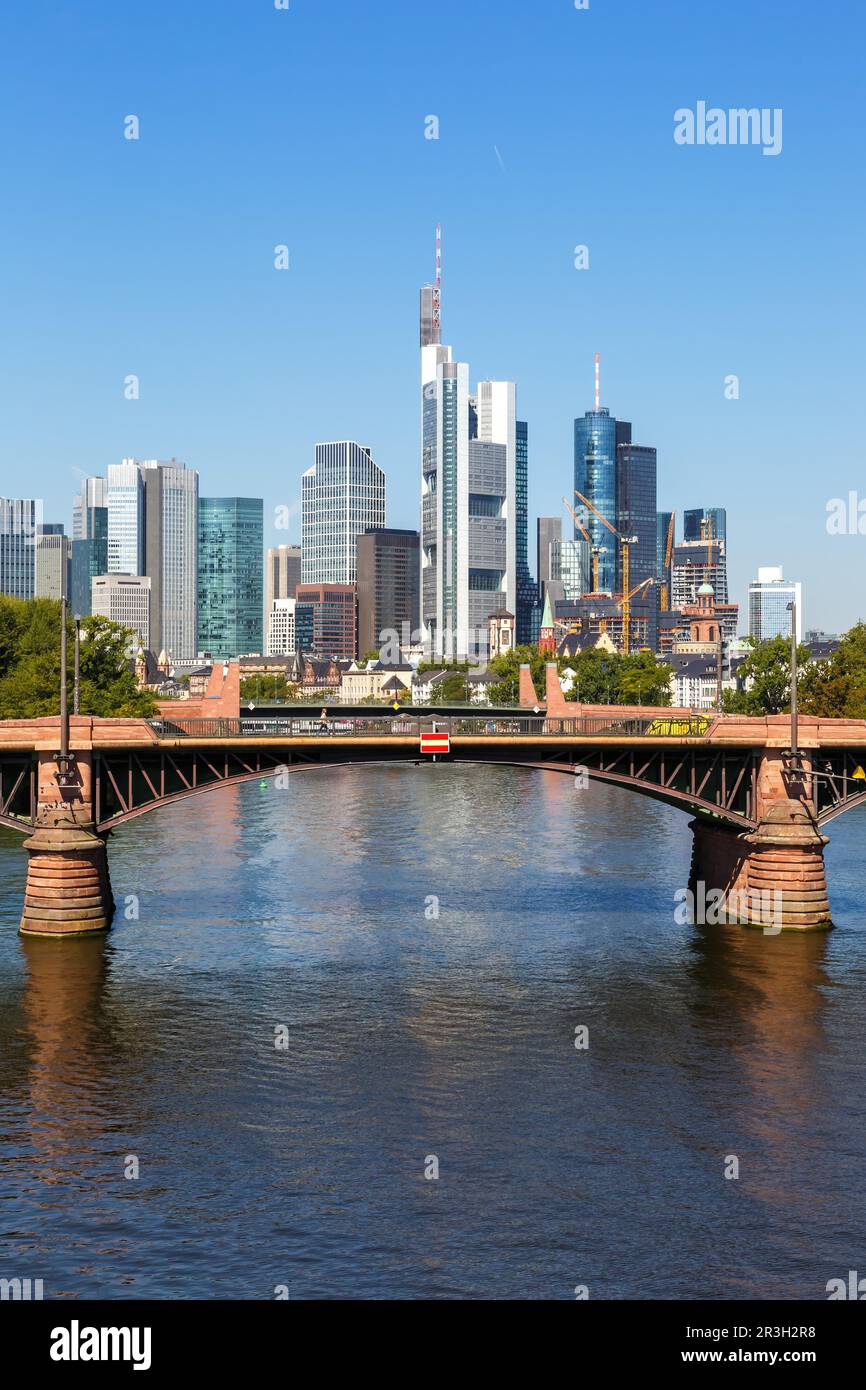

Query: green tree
[486,645,550,704]
[240,673,290,701]
[721,634,810,715]
[0,602,156,718]
[431,672,469,703]
[800,622,866,718]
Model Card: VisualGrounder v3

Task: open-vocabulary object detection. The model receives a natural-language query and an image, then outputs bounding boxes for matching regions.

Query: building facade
[684,507,726,545]
[70,507,108,617]
[107,460,145,576]
[301,442,385,586]
[35,532,71,600]
[294,583,357,660]
[91,574,151,650]
[266,597,296,657]
[141,460,199,662]
[73,476,108,541]
[356,527,420,658]
[265,544,301,612]
[0,498,40,599]
[537,516,561,604]
[198,497,263,659]
[749,566,802,641]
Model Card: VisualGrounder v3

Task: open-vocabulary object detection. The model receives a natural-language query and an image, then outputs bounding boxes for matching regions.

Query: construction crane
[660,511,675,610]
[561,495,606,595]
[574,488,639,654]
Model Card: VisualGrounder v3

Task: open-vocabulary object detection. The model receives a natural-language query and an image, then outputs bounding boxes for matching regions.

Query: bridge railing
[148,714,712,740]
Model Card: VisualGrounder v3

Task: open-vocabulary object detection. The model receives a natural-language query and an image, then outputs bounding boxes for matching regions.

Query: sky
[0,0,864,632]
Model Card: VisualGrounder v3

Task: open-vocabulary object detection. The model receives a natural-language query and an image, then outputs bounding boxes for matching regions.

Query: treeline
[0,596,156,719]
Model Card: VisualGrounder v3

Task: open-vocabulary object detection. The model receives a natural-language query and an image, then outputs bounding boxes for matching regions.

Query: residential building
[302,442,385,586]
[91,574,151,650]
[749,566,802,641]
[356,527,420,658]
[294,582,357,659]
[0,497,40,599]
[198,497,264,658]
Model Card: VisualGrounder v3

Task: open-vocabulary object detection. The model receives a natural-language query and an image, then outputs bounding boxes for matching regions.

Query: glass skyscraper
[573,408,628,595]
[71,507,108,616]
[107,460,145,575]
[0,497,40,599]
[514,418,535,644]
[198,497,264,658]
[302,442,385,586]
[749,566,802,641]
[684,507,726,545]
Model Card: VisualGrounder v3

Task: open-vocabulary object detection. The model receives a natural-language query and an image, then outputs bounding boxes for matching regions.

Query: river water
[1,763,864,1300]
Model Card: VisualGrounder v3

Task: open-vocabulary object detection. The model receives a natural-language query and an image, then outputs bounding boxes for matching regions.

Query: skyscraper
[749,566,802,641]
[107,460,145,575]
[0,498,40,599]
[140,460,199,661]
[537,517,561,603]
[356,527,420,657]
[73,476,108,541]
[91,574,151,651]
[294,583,357,659]
[265,544,301,612]
[71,507,108,617]
[684,507,726,545]
[35,531,71,600]
[198,497,264,658]
[419,235,518,660]
[301,442,385,585]
[573,360,657,607]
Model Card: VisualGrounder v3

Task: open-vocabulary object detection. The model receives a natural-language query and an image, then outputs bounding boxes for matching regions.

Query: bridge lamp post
[55,594,76,788]
[73,614,81,716]
[787,599,799,762]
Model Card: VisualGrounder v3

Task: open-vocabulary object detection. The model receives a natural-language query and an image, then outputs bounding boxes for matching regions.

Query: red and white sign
[420,730,450,755]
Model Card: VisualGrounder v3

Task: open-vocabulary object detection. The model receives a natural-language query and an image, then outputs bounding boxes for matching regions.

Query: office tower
[107,460,145,575]
[70,507,108,617]
[294,583,356,659]
[301,442,385,586]
[265,544,301,614]
[35,532,71,600]
[419,237,518,660]
[140,460,199,661]
[266,597,296,657]
[294,601,314,655]
[91,574,151,650]
[198,497,264,658]
[73,476,107,540]
[574,362,658,610]
[749,566,802,641]
[616,441,658,647]
[0,498,40,599]
[551,536,591,601]
[537,517,561,602]
[514,419,535,643]
[684,507,726,545]
[356,527,420,657]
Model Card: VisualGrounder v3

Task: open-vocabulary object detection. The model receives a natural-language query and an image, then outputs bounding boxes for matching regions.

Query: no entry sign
[420,730,450,755]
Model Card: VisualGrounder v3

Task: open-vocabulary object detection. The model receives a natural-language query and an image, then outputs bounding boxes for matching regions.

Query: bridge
[2,704,866,937]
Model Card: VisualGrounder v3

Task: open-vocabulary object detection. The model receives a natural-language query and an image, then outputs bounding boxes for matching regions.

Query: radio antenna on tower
[432,224,442,338]
[594,352,600,410]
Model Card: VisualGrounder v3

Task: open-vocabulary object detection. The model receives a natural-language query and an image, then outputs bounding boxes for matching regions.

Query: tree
[431,672,469,703]
[486,645,550,704]
[800,622,866,718]
[722,634,810,715]
[0,601,156,718]
[240,673,290,701]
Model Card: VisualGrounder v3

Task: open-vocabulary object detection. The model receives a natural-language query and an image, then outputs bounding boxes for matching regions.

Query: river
[1,762,864,1299]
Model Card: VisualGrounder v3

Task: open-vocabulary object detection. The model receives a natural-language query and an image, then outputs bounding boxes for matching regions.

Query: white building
[301,442,385,585]
[0,498,40,599]
[73,476,107,540]
[419,267,517,661]
[266,597,296,656]
[749,566,802,641]
[92,573,151,650]
[107,460,145,575]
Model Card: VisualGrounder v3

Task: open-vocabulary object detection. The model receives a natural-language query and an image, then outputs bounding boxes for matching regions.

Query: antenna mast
[432,224,441,338]
[594,351,600,410]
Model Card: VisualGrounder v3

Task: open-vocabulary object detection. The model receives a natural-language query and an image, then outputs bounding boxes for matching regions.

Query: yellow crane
[660,511,675,610]
[561,495,606,594]
[574,489,639,654]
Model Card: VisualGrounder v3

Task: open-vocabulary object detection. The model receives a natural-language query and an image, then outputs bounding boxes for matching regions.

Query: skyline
[1,0,864,630]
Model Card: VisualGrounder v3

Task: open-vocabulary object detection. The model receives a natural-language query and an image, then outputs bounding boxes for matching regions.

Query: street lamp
[787,599,798,761]
[73,614,81,716]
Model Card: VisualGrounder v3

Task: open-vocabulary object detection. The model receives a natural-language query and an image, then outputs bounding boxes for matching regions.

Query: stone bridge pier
[689,725,831,931]
[19,726,114,939]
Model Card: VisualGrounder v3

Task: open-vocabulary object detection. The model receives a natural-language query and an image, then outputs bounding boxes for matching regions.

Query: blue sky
[0,0,863,630]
